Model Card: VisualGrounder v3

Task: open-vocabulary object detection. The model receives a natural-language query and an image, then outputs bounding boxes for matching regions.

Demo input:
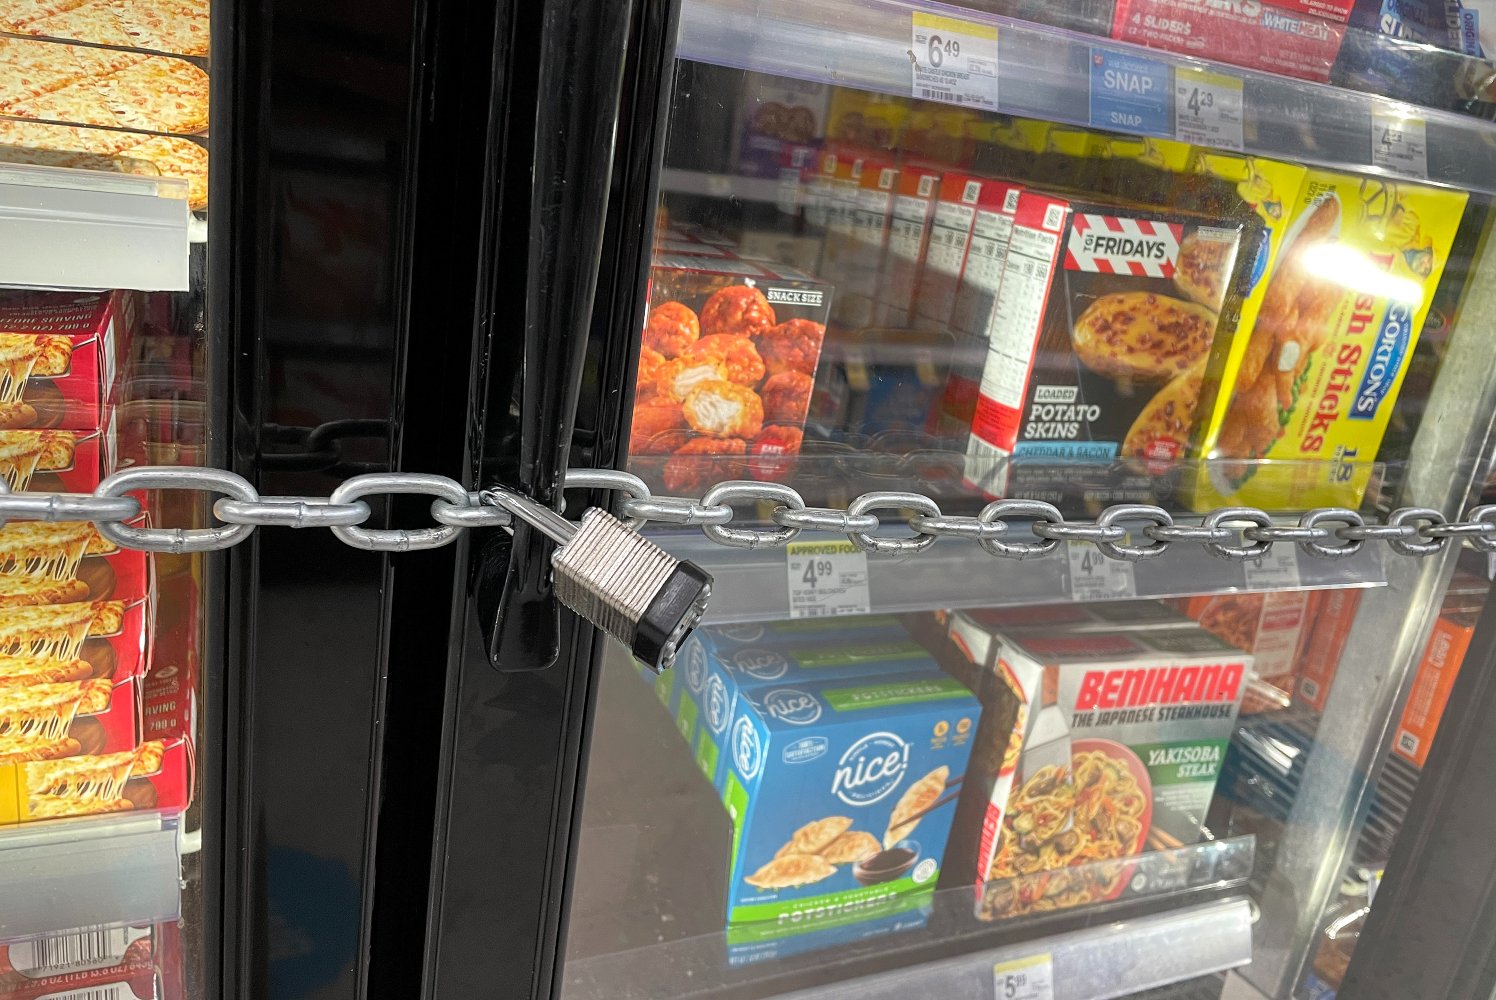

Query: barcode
[46,988,127,1000]
[11,926,129,974]
[1300,678,1320,699]
[917,87,956,102]
[1397,731,1419,755]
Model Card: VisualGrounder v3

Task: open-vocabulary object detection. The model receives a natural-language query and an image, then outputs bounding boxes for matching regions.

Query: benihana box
[946,612,1247,918]
[722,673,979,925]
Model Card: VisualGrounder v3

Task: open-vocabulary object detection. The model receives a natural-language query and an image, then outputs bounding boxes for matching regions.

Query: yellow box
[1190,170,1468,509]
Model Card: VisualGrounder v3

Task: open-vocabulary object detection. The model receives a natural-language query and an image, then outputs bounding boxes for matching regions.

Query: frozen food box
[0,923,163,999]
[0,519,149,605]
[1171,591,1312,712]
[733,72,830,180]
[678,620,940,789]
[1393,601,1482,767]
[1111,0,1347,83]
[946,611,1248,918]
[911,172,988,332]
[1191,169,1468,510]
[726,888,932,967]
[722,672,979,924]
[630,257,831,494]
[0,673,138,761]
[0,429,102,492]
[0,290,138,430]
[0,595,149,687]
[962,190,1255,510]
[1295,588,1362,711]
[828,158,900,329]
[872,164,943,328]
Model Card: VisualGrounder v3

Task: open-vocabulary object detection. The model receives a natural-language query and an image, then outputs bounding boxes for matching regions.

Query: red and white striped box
[962,191,1256,512]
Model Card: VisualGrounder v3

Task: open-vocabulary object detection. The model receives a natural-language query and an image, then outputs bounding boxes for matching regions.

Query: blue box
[720,672,979,925]
[676,620,940,790]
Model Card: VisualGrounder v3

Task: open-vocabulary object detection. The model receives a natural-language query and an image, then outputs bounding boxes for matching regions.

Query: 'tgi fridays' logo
[1064,214,1183,277]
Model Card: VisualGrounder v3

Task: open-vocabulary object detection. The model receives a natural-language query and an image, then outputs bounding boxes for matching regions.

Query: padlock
[484,489,712,673]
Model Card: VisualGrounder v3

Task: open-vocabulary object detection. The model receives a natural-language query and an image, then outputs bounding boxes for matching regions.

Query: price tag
[1089,48,1171,138]
[993,952,1055,1000]
[910,13,1000,110]
[786,540,870,618]
[1372,109,1428,179]
[1242,543,1301,590]
[1066,544,1136,601]
[1174,68,1244,151]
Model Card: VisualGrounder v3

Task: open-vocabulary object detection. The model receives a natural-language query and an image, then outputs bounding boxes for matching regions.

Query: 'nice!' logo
[832,731,910,806]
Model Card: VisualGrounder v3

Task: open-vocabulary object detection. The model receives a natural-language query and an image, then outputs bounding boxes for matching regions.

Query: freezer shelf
[0,812,181,942]
[0,161,191,292]
[774,898,1253,1000]
[675,0,1496,194]
[657,528,1384,624]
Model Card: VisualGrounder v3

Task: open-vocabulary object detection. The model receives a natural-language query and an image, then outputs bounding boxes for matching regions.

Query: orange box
[1393,607,1480,767]
[1172,591,1311,712]
[1295,590,1363,712]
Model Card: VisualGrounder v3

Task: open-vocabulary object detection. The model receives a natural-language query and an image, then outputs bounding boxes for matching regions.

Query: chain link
[0,466,1493,565]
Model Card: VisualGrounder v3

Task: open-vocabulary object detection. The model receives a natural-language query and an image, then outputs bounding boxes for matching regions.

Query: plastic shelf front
[0,161,190,292]
[675,0,1496,195]
[654,527,1385,624]
[0,812,181,942]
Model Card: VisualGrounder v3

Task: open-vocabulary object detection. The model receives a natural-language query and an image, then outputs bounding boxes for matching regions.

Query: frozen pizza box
[1111,0,1347,83]
[678,621,940,790]
[0,290,139,430]
[962,190,1256,511]
[0,923,164,999]
[1190,169,1468,510]
[721,672,979,925]
[630,258,831,495]
[945,612,1248,918]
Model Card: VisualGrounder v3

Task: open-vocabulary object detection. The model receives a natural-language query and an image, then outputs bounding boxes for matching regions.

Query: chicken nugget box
[0,290,138,431]
[1191,169,1468,510]
[630,257,832,495]
[962,190,1254,511]
[675,618,939,788]
[945,611,1248,918]
[722,671,979,925]
[1111,0,1347,82]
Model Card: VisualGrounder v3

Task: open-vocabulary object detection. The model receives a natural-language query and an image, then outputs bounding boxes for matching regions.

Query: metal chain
[7,465,1496,561]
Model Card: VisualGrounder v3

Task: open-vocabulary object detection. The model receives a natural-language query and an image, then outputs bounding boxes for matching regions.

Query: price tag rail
[677,0,1496,194]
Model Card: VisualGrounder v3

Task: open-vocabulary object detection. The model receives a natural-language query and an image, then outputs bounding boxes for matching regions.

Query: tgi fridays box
[1111,0,1347,82]
[872,164,943,329]
[0,290,137,431]
[946,611,1247,918]
[630,257,831,494]
[676,618,939,789]
[963,191,1253,509]
[721,672,978,925]
[1191,170,1468,510]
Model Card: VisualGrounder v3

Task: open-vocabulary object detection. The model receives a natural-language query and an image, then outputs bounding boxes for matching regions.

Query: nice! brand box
[675,618,938,789]
[721,673,979,925]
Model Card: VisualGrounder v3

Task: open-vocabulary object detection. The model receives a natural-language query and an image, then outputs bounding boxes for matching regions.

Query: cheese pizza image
[0,37,209,135]
[0,119,209,210]
[25,740,167,818]
[0,0,208,56]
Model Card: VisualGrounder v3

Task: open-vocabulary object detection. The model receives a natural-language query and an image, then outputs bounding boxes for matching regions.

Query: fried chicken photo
[643,301,701,358]
[664,436,747,493]
[753,318,825,376]
[656,357,729,404]
[680,334,766,385]
[629,403,689,455]
[682,380,764,439]
[760,370,814,425]
[700,285,776,338]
